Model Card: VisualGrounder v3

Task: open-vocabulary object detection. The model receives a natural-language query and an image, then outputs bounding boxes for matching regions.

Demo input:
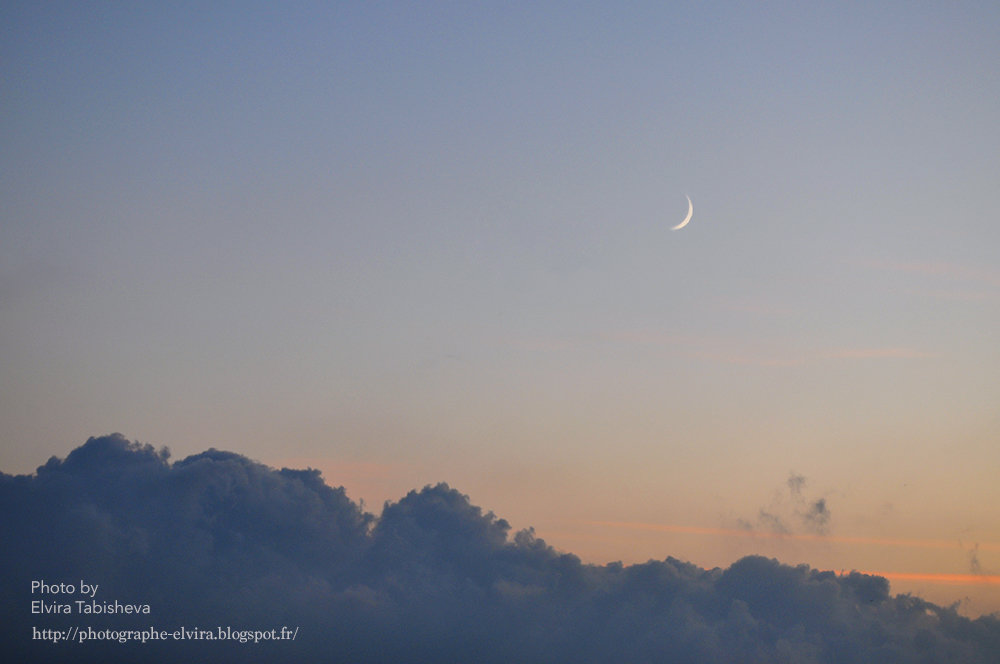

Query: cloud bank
[3,434,999,663]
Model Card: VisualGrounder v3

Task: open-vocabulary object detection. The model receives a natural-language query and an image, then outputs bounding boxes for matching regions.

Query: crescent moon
[670,196,694,231]
[671,195,693,230]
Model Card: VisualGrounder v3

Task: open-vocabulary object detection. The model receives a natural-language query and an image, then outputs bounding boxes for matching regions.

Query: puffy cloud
[804,497,831,532]
[3,434,999,662]
[743,472,832,536]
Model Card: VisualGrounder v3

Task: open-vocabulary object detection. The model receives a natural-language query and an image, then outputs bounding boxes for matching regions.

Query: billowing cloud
[3,435,999,662]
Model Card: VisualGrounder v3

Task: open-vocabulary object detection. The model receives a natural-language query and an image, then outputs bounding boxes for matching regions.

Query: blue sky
[3,2,999,613]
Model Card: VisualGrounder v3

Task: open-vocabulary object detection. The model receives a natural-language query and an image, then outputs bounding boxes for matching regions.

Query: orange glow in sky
[861,571,1000,586]
[587,520,1000,552]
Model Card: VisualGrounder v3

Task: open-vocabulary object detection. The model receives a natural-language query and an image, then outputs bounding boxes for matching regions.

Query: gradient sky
[2,2,998,614]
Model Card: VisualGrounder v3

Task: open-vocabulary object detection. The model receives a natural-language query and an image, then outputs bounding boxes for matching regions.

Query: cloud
[968,543,989,576]
[742,472,833,536]
[756,509,790,535]
[3,435,1000,662]
[805,497,831,530]
[821,347,937,360]
[787,472,807,496]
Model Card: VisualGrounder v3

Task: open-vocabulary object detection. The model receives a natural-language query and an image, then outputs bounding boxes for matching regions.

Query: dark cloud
[3,435,1000,663]
[804,497,831,532]
[744,472,832,536]
[787,472,807,497]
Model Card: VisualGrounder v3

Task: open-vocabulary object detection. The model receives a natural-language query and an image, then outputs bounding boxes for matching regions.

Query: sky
[2,2,999,615]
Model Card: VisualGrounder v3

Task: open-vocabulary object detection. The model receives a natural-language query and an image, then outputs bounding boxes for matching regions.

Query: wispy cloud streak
[603,328,936,366]
[872,260,1000,287]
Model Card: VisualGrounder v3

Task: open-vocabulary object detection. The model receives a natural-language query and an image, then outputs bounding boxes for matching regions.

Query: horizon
[7,433,999,619]
[4,433,999,662]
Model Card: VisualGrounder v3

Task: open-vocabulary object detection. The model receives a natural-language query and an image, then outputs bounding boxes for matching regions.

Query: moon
[671,195,693,230]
